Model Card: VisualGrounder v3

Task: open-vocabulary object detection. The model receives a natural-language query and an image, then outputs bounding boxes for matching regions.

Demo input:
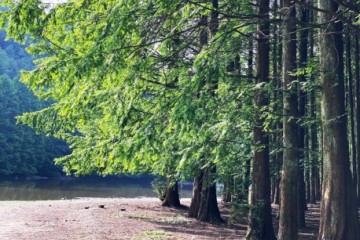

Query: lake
[0,176,193,201]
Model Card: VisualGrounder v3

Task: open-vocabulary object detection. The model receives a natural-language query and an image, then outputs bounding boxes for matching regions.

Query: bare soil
[0,198,319,239]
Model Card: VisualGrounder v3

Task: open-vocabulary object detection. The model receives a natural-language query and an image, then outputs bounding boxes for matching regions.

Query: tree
[0,1,229,219]
[188,2,222,222]
[246,0,275,238]
[161,177,181,207]
[317,0,360,239]
[356,34,360,205]
[278,0,299,239]
[297,1,310,228]
[346,27,357,195]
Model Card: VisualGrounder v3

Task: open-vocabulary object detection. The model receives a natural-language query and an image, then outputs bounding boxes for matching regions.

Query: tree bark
[346,28,357,193]
[246,0,275,239]
[189,2,222,223]
[243,39,254,201]
[189,171,203,218]
[222,177,233,203]
[197,166,222,223]
[356,34,360,205]
[278,0,298,239]
[318,1,360,239]
[297,1,310,227]
[308,15,319,203]
[188,167,222,224]
[162,178,181,208]
[305,132,310,203]
[270,0,281,207]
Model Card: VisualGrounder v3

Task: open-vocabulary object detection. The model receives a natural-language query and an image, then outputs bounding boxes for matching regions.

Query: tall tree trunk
[309,90,318,204]
[297,1,309,228]
[356,34,360,205]
[243,38,254,201]
[222,176,233,203]
[278,1,298,239]
[305,131,310,203]
[346,28,357,192]
[271,0,282,206]
[188,167,222,223]
[189,1,222,224]
[188,14,208,220]
[246,1,275,239]
[318,1,360,239]
[309,87,318,204]
[189,171,203,218]
[308,14,319,203]
[196,166,221,223]
[315,169,321,201]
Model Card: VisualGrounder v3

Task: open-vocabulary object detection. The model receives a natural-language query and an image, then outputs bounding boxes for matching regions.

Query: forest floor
[0,197,318,240]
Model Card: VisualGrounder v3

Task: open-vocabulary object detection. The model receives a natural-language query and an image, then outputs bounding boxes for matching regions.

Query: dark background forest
[0,30,68,177]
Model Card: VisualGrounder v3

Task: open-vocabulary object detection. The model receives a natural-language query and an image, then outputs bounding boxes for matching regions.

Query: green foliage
[151,177,166,201]
[227,200,249,225]
[0,0,259,186]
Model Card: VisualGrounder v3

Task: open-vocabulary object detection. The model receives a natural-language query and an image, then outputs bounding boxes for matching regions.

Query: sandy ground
[0,198,318,240]
[0,198,244,240]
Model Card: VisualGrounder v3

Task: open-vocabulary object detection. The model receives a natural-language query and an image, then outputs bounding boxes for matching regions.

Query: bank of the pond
[0,176,193,201]
[0,198,318,239]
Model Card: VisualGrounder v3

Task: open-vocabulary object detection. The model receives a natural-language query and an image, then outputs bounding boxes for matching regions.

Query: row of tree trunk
[249,0,360,239]
[161,0,360,239]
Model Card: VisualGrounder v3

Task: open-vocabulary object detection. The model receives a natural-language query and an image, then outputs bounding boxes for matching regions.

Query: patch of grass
[119,212,188,224]
[160,215,187,224]
[131,230,172,240]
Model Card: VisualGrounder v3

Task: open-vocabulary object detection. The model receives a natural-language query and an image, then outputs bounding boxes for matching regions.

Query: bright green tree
[0,0,263,222]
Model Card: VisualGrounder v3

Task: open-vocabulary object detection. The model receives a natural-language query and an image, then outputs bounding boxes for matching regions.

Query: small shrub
[227,200,249,225]
[151,177,166,201]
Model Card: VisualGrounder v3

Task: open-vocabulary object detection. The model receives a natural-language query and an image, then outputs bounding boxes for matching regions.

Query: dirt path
[0,198,318,239]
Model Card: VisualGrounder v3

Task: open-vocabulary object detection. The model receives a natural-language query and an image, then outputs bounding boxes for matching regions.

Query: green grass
[131,230,173,240]
[119,211,188,225]
[159,215,187,224]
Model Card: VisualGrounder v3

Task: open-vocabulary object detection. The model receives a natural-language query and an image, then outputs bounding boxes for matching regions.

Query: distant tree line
[0,30,69,176]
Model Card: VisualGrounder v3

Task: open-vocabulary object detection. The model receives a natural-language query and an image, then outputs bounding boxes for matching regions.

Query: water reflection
[0,177,193,201]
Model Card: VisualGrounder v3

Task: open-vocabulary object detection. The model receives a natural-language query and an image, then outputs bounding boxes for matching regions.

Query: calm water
[0,177,193,201]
